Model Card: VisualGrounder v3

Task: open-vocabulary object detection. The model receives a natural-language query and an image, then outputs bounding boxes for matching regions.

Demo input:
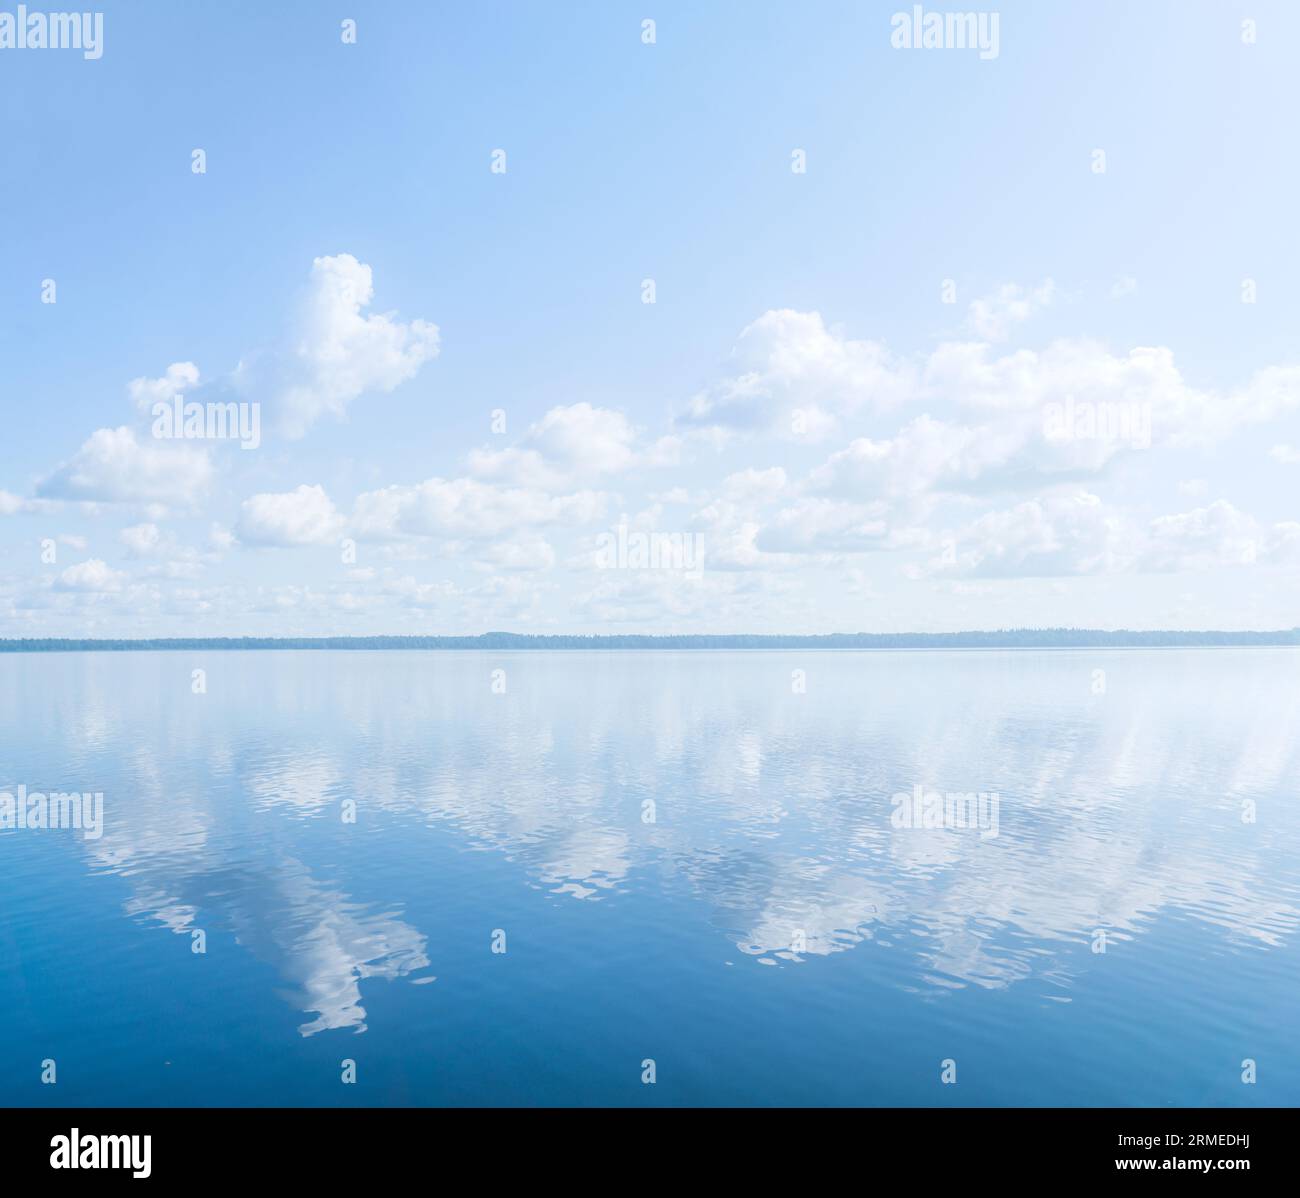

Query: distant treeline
[2,630,1298,652]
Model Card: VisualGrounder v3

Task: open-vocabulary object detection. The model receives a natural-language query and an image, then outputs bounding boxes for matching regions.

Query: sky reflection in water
[1,649,1297,1105]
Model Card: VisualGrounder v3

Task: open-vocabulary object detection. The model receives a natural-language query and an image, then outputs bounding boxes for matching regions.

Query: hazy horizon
[3,627,1298,651]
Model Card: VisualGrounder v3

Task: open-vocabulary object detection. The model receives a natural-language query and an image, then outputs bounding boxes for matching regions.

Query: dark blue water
[1,649,1297,1106]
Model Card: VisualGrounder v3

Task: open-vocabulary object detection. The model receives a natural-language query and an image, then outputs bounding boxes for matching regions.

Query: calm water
[1,649,1297,1107]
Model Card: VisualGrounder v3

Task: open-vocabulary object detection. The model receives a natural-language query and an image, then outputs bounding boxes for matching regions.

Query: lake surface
[1,649,1297,1106]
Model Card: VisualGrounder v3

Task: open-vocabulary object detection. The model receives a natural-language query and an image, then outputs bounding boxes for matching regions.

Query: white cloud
[237,484,346,547]
[756,497,902,555]
[478,536,557,571]
[809,415,1021,500]
[1265,523,1300,566]
[923,338,1298,452]
[1228,366,1300,431]
[684,471,796,570]
[469,403,639,489]
[918,494,1299,579]
[469,403,685,490]
[721,466,789,505]
[352,476,605,541]
[1144,501,1263,571]
[679,309,915,435]
[812,400,1154,500]
[12,281,1300,635]
[208,524,236,552]
[966,279,1055,342]
[1,490,31,516]
[128,362,200,412]
[1143,503,1300,572]
[37,426,213,506]
[522,403,637,474]
[56,558,126,592]
[571,568,799,626]
[923,339,1186,418]
[675,308,1300,492]
[116,524,206,577]
[381,575,458,608]
[271,254,440,437]
[917,491,1138,579]
[120,523,164,556]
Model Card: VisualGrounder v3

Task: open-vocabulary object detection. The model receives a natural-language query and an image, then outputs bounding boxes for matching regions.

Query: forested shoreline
[2,629,1297,652]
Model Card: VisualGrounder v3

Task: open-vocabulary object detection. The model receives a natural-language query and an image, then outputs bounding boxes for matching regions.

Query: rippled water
[1,649,1297,1106]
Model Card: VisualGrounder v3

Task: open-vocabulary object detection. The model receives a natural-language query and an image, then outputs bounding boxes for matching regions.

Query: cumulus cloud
[720,466,789,505]
[1144,501,1265,571]
[119,523,164,556]
[55,558,126,592]
[1,490,32,516]
[128,362,200,412]
[12,281,1300,634]
[924,491,1136,578]
[352,476,605,541]
[923,339,1182,417]
[237,484,346,547]
[36,427,213,506]
[806,338,1300,502]
[808,408,1148,503]
[925,344,1298,445]
[673,305,1300,467]
[681,307,1300,480]
[381,575,458,608]
[1265,523,1300,566]
[676,469,797,570]
[680,461,914,565]
[469,402,683,491]
[115,523,205,578]
[679,309,915,436]
[269,254,440,437]
[469,403,638,488]
[916,494,1300,579]
[755,497,896,555]
[17,254,436,527]
[478,536,557,571]
[809,416,1010,500]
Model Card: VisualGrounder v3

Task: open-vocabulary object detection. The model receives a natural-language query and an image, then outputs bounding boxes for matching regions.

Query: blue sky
[2,0,1298,635]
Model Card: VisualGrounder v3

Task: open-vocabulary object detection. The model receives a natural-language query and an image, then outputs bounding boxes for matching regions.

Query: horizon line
[2,629,1298,652]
